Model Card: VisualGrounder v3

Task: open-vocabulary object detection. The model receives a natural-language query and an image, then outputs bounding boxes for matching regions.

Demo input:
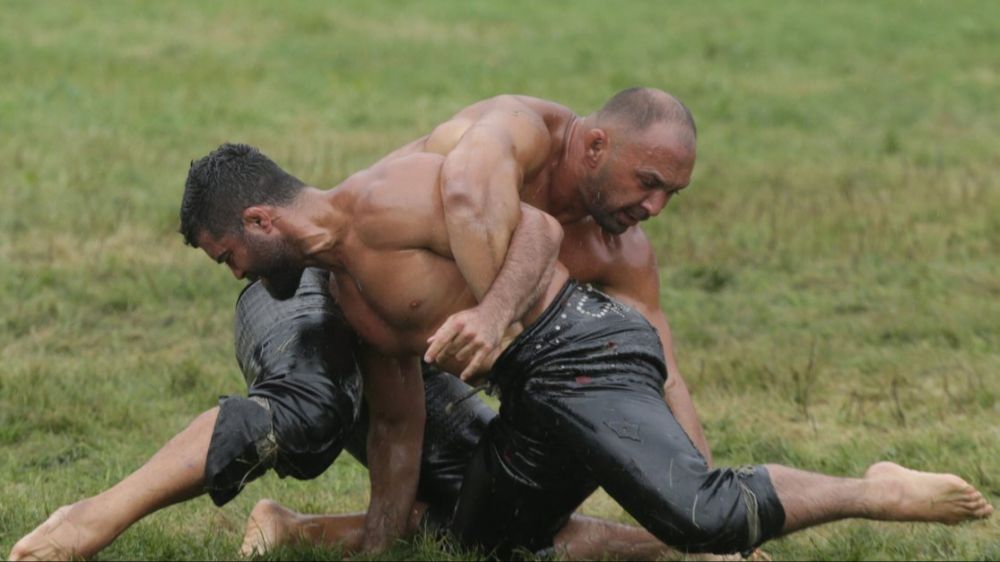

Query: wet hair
[597,87,697,141]
[179,143,305,247]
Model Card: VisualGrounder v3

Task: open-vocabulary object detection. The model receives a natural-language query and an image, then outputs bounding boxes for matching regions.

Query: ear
[242,206,276,233]
[584,128,609,168]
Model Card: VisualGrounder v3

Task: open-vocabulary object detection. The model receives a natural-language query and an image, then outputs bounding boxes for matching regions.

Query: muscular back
[377,96,574,205]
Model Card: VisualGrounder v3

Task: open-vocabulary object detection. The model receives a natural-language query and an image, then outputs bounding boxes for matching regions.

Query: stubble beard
[246,235,305,301]
[581,170,628,235]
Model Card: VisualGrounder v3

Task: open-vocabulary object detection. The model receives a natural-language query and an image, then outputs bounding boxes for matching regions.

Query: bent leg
[536,378,784,555]
[9,408,218,561]
[551,385,992,554]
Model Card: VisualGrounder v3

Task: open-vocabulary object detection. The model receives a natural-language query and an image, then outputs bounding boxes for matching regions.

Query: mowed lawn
[1,2,997,560]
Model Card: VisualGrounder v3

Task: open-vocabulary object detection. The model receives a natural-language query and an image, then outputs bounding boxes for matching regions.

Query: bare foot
[240,499,302,557]
[864,461,994,524]
[9,502,111,561]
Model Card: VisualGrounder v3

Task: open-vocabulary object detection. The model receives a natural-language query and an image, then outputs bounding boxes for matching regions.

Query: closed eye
[641,175,662,189]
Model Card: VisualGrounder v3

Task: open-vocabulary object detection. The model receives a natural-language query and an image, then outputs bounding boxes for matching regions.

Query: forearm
[361,353,425,552]
[441,156,522,301]
[363,419,423,550]
[475,206,561,327]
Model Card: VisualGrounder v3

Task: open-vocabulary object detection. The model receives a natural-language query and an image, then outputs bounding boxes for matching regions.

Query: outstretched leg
[520,370,993,554]
[239,499,739,561]
[771,461,993,533]
[9,408,218,561]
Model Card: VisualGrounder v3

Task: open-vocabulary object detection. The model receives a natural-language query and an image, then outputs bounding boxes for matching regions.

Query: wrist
[477,298,515,331]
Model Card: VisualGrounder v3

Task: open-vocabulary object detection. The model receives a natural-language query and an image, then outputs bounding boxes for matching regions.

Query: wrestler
[181,144,991,557]
[381,87,710,461]
[14,88,717,560]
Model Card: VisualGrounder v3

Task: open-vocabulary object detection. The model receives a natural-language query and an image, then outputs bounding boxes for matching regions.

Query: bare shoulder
[426,95,568,156]
[348,154,448,248]
[452,94,550,119]
[355,153,444,210]
[612,225,658,271]
[509,95,576,123]
[376,152,446,180]
[562,221,658,296]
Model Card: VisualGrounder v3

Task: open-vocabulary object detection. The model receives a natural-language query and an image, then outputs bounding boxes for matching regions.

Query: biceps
[438,109,547,224]
[441,132,522,223]
[441,142,522,272]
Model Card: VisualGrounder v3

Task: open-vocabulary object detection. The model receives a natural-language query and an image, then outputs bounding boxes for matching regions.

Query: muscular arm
[360,347,425,552]
[437,102,551,304]
[426,204,563,379]
[475,203,563,329]
[600,235,713,466]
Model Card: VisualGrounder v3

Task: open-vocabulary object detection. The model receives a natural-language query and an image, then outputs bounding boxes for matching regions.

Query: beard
[245,235,306,301]
[580,168,628,235]
[259,267,305,300]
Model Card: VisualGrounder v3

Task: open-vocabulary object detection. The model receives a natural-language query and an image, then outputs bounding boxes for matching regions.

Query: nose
[641,190,669,217]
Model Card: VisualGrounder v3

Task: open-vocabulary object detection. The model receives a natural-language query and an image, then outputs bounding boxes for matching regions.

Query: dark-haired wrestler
[9,268,686,561]
[181,143,990,557]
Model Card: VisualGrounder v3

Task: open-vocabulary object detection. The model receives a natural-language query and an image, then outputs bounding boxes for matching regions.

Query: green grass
[1,1,997,559]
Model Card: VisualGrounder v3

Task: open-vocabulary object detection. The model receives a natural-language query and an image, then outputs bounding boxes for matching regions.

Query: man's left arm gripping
[360,346,426,552]
[425,204,563,381]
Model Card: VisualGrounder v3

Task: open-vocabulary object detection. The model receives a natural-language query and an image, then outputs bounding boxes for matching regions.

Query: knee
[192,407,220,431]
[641,467,781,554]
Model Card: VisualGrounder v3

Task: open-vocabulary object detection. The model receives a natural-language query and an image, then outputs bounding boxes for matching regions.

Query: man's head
[577,87,697,234]
[180,143,307,299]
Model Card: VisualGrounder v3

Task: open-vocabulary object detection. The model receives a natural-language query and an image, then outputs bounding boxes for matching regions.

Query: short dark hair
[179,143,305,247]
[598,87,697,140]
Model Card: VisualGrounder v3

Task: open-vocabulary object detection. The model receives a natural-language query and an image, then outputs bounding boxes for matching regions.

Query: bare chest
[332,247,476,355]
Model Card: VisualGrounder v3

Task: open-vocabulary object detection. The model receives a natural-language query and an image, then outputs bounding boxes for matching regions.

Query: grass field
[1,2,998,560]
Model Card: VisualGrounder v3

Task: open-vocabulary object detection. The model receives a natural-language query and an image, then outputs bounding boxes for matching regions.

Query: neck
[547,114,593,224]
[285,188,351,266]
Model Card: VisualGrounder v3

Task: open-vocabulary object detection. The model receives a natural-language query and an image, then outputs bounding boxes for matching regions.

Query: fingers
[425,317,461,363]
[460,348,489,383]
[426,323,476,364]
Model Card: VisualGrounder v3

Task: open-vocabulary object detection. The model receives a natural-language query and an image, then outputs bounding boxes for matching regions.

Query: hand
[424,306,504,382]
